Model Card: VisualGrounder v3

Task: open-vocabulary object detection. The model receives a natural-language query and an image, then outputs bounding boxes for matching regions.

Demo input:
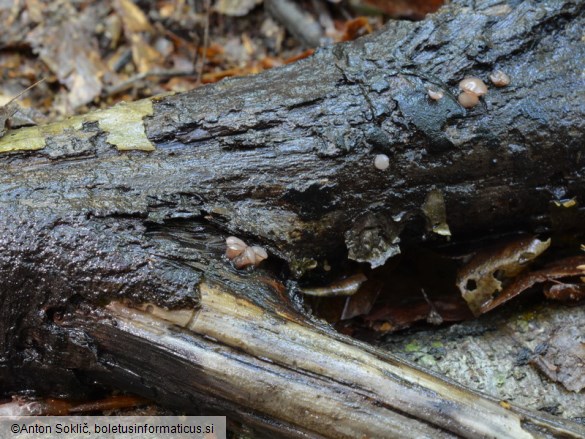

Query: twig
[104,69,196,96]
[196,0,211,86]
[1,77,46,107]
[265,0,323,47]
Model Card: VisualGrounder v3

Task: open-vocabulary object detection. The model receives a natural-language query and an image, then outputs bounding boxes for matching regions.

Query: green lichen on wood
[0,99,154,153]
[0,126,45,152]
[93,99,155,151]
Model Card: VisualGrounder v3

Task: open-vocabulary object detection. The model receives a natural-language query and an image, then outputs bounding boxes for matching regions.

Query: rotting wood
[1,0,584,437]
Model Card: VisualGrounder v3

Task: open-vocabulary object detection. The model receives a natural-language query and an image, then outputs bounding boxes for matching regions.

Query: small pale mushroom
[374,154,390,170]
[457,77,489,109]
[427,89,444,101]
[250,246,268,263]
[225,236,247,259]
[233,246,257,269]
[226,236,268,269]
[458,92,480,108]
[489,70,510,87]
[458,77,488,97]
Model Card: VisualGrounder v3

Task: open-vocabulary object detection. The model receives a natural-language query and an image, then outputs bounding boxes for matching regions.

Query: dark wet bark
[1,0,584,437]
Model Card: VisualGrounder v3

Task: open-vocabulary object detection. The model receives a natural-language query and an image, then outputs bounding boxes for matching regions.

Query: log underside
[1,0,584,437]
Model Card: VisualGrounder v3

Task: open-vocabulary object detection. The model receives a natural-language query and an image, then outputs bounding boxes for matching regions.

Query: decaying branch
[1,0,584,437]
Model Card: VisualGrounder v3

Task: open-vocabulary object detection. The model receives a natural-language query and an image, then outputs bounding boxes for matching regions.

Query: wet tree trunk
[1,0,584,437]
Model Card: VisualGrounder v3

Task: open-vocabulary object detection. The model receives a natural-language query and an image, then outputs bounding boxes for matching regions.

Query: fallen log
[1,0,584,437]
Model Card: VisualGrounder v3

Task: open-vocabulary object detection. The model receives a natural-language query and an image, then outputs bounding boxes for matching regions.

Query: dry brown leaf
[130,34,164,74]
[0,78,46,136]
[456,236,551,316]
[339,278,381,320]
[215,0,263,17]
[283,49,314,64]
[543,283,585,302]
[364,295,472,333]
[480,255,585,313]
[0,2,31,47]
[24,0,43,23]
[361,0,444,20]
[113,0,154,34]
[530,326,585,392]
[421,189,451,237]
[26,9,106,110]
[104,13,124,49]
[349,249,472,332]
[340,17,372,42]
[0,102,18,138]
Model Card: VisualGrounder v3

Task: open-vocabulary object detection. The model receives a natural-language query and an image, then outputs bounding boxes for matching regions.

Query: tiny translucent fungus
[374,154,390,170]
[489,70,510,87]
[458,77,488,97]
[225,236,268,269]
[457,77,488,109]
[233,246,257,269]
[427,89,444,101]
[225,236,247,259]
[250,246,268,263]
[458,92,479,108]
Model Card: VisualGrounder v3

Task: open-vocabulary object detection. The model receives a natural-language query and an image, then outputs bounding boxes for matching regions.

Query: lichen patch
[0,99,155,154]
[91,99,154,151]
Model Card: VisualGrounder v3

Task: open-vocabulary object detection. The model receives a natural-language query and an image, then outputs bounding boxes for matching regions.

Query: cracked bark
[1,0,584,437]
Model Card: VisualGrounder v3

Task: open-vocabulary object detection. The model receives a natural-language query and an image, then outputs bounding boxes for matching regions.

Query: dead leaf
[345,212,406,268]
[26,6,106,109]
[362,0,444,20]
[283,49,314,64]
[215,0,263,17]
[104,13,124,49]
[0,78,45,137]
[341,17,372,42]
[544,282,585,302]
[456,236,551,316]
[530,326,585,392]
[0,102,18,138]
[421,189,451,237]
[352,248,472,332]
[365,295,471,333]
[130,34,163,74]
[480,256,585,313]
[339,278,381,320]
[113,0,154,34]
[24,0,43,23]
[0,2,31,48]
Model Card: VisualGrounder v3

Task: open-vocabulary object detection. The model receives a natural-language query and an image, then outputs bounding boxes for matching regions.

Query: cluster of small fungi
[426,70,510,108]
[456,70,511,108]
[376,70,509,170]
[225,236,268,269]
